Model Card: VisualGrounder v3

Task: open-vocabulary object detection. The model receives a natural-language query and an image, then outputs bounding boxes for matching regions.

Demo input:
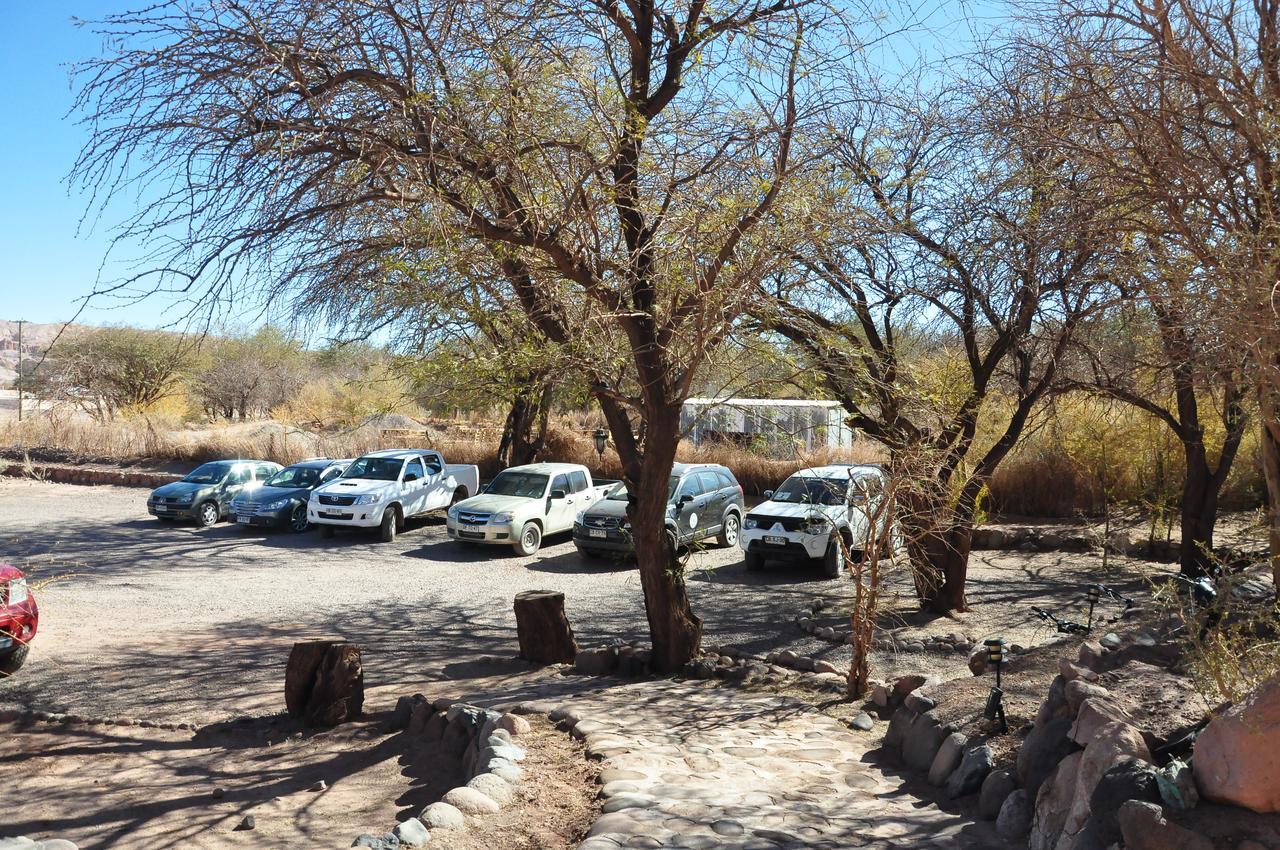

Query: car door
[673,475,703,543]
[419,452,447,510]
[220,465,253,510]
[696,471,727,538]
[401,457,427,516]
[545,473,576,533]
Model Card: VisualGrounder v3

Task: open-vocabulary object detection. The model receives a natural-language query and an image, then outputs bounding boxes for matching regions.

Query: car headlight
[6,578,28,606]
[174,493,194,504]
[743,517,758,530]
[574,510,586,525]
[805,518,831,534]
[265,498,290,511]
[490,512,513,524]
[354,494,381,505]
[447,506,460,520]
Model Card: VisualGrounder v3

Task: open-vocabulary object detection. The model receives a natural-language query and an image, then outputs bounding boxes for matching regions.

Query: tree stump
[514,590,578,664]
[285,640,364,727]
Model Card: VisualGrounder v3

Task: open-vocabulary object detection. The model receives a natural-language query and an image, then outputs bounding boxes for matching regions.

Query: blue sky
[0,1,1006,331]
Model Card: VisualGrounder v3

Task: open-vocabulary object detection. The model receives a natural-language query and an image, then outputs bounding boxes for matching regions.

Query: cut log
[514,590,578,664]
[285,640,364,727]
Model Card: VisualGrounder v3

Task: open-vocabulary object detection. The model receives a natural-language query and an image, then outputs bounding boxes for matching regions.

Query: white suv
[740,464,891,576]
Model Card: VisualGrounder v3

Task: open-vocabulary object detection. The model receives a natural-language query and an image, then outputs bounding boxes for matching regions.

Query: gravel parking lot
[0,479,853,722]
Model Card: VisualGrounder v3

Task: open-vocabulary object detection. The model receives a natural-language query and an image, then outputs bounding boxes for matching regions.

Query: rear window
[569,470,589,493]
[716,470,736,489]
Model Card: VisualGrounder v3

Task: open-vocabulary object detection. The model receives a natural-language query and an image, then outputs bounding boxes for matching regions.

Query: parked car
[0,564,38,675]
[230,458,351,532]
[740,464,891,576]
[147,460,284,527]
[447,462,617,555]
[572,463,744,558]
[309,449,480,542]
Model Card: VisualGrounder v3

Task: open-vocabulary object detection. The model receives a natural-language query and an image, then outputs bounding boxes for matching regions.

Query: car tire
[288,503,309,533]
[319,524,334,539]
[514,522,542,556]
[821,537,842,578]
[717,512,741,547]
[745,551,765,572]
[196,501,219,528]
[380,507,400,543]
[0,644,30,676]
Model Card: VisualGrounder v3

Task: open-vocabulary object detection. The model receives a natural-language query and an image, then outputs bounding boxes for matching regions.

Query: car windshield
[267,466,321,489]
[183,462,231,484]
[342,457,405,481]
[486,471,549,498]
[771,476,848,506]
[605,476,681,502]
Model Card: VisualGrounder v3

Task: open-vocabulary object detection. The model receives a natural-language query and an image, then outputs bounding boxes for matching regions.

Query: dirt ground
[0,709,596,850]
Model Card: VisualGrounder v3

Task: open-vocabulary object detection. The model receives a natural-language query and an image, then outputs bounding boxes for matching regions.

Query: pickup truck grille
[747,514,807,533]
[318,494,356,507]
[582,515,621,530]
[457,511,490,525]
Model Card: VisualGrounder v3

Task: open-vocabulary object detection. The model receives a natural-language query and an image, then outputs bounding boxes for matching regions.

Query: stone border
[569,641,848,694]
[351,696,530,849]
[0,462,179,489]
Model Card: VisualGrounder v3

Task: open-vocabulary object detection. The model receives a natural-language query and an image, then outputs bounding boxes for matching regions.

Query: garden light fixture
[984,637,1008,733]
[1086,584,1101,630]
[593,428,608,459]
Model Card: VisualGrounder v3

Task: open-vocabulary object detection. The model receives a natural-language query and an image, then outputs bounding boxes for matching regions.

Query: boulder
[497,713,530,737]
[1156,758,1198,813]
[978,768,1018,820]
[946,744,994,799]
[1028,751,1082,850]
[467,773,515,805]
[902,712,947,772]
[1118,800,1213,850]
[849,712,874,732]
[442,786,501,815]
[420,801,465,830]
[928,733,966,786]
[1072,759,1162,850]
[1061,721,1152,844]
[968,644,989,676]
[813,659,841,675]
[883,707,916,752]
[1059,659,1100,683]
[870,681,890,707]
[1017,716,1078,797]
[1069,697,1133,747]
[1192,671,1280,813]
[574,647,618,676]
[892,674,929,699]
[391,818,430,847]
[1065,679,1109,714]
[1034,675,1071,728]
[996,789,1034,840]
[1077,640,1105,670]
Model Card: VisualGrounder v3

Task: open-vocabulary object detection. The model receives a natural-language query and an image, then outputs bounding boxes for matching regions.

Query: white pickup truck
[309,449,480,542]
[446,462,616,555]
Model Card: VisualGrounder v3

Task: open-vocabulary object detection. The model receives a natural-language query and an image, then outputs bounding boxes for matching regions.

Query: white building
[680,398,855,454]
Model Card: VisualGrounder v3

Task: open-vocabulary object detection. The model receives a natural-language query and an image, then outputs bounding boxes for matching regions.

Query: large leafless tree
[73,0,859,669]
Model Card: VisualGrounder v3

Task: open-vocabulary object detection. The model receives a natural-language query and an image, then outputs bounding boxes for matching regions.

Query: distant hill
[0,321,82,386]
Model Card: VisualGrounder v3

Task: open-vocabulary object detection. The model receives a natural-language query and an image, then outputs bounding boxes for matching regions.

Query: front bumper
[308,503,387,528]
[741,528,828,560]
[572,525,634,553]
[446,519,514,543]
[147,501,198,520]
[232,506,291,528]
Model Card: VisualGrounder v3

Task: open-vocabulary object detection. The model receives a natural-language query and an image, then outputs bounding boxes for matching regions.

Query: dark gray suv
[573,462,744,558]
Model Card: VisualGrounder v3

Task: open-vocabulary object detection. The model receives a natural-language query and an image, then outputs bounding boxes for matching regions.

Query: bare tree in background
[72,0,861,669]
[1026,0,1280,590]
[760,73,1116,614]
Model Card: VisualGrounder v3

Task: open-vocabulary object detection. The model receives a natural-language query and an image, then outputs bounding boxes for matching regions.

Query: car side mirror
[551,489,567,500]
[677,494,692,507]
[404,473,419,483]
[763,490,774,500]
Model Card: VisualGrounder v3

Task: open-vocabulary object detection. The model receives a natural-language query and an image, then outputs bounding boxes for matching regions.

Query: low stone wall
[569,641,848,694]
[352,696,530,849]
[0,462,179,489]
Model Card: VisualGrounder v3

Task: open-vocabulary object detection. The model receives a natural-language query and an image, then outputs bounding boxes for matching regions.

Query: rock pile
[355,696,530,848]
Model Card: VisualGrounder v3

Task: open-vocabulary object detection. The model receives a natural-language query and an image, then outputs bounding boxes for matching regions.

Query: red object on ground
[0,563,39,670]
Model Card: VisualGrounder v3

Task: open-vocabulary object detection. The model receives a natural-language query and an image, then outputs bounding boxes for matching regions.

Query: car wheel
[288,503,309,533]
[745,551,765,572]
[319,524,334,539]
[717,512,741,547]
[197,501,219,528]
[514,522,542,556]
[0,644,30,676]
[380,507,400,543]
[821,537,842,578]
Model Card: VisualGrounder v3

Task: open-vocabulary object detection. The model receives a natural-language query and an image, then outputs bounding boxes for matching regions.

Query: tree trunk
[498,375,553,468]
[624,406,702,673]
[1179,448,1216,577]
[1261,418,1280,593]
[920,526,972,614]
[285,640,364,727]
[513,590,579,664]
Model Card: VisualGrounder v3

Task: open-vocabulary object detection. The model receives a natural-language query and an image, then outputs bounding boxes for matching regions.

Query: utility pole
[15,319,24,423]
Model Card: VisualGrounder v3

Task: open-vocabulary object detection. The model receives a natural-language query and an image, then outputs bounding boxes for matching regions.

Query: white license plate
[237,514,252,524]
[321,511,345,518]
[764,535,788,546]
[588,529,608,539]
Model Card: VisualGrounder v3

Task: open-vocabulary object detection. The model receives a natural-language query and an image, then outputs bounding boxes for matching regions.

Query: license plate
[237,514,252,524]
[764,535,788,546]
[588,529,608,539]
[320,511,345,518]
